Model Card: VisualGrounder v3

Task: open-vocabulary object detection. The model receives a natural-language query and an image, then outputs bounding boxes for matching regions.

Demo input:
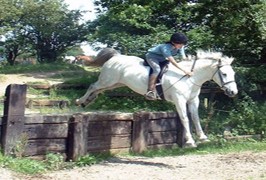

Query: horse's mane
[88,48,120,66]
[196,50,223,60]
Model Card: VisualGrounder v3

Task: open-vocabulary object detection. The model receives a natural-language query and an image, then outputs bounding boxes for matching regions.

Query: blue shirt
[146,43,186,62]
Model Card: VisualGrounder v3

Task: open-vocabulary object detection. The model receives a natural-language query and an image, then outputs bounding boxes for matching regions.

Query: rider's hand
[185,71,193,77]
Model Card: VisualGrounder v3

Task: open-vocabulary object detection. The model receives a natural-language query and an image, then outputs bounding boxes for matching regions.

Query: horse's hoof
[200,138,210,143]
[184,142,197,148]
[75,99,82,106]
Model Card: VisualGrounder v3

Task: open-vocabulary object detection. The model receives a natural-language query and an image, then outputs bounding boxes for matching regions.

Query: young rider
[145,32,193,100]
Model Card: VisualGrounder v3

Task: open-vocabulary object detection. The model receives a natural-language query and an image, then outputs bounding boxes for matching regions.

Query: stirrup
[145,91,156,100]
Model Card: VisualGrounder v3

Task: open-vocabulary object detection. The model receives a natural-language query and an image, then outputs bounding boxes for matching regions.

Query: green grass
[136,139,266,157]
[0,139,265,175]
[0,62,84,74]
[0,152,112,174]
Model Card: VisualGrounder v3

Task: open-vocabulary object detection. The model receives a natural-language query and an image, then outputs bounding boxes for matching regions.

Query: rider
[145,32,193,100]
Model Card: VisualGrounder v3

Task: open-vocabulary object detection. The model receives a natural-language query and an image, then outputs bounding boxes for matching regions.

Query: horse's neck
[181,59,217,86]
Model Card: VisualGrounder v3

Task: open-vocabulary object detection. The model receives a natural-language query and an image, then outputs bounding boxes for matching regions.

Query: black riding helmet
[170,32,188,45]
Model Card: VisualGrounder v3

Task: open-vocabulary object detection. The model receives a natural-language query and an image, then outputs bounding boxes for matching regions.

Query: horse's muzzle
[224,88,238,97]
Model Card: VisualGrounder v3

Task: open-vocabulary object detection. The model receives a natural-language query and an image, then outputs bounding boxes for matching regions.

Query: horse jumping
[75,48,238,147]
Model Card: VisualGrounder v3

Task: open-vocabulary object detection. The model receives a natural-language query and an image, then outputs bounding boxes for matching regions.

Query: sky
[64,0,98,55]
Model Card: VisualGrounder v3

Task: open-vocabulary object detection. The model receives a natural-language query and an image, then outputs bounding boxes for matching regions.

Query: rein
[157,58,198,98]
[158,74,187,96]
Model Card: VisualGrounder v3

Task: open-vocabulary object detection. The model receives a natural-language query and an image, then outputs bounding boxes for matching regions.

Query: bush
[225,94,266,135]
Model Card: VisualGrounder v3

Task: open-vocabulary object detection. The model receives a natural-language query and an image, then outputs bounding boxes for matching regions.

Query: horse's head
[212,57,238,97]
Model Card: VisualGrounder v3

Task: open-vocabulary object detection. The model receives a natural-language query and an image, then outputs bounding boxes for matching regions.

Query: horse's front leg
[173,98,197,148]
[187,98,209,142]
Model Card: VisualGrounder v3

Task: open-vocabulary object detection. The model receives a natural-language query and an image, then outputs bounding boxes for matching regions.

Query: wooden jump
[0,84,184,161]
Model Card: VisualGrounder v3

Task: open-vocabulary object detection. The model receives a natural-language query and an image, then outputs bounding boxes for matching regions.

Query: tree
[91,0,191,55]
[192,0,266,64]
[1,0,90,64]
[91,0,265,64]
[0,0,22,35]
[19,0,90,63]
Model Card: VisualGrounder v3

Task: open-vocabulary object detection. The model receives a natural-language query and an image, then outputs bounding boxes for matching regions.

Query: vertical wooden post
[132,112,149,153]
[67,114,88,161]
[1,84,27,155]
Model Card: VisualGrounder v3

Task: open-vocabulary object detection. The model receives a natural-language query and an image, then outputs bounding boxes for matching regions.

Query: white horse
[75,48,238,147]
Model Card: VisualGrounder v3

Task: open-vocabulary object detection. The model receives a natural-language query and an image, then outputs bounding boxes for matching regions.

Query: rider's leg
[145,57,160,100]
[145,74,157,100]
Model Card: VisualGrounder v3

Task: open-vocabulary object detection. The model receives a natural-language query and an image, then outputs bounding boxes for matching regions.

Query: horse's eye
[222,73,227,76]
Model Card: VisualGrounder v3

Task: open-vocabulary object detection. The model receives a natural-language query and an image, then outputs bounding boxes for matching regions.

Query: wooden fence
[0,84,184,161]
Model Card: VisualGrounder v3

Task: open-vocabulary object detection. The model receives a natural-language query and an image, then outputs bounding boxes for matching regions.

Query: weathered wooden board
[26,99,69,108]
[24,123,68,139]
[24,139,66,156]
[87,135,131,151]
[88,121,132,136]
[24,115,71,124]
[147,131,177,145]
[85,112,133,121]
[148,118,178,132]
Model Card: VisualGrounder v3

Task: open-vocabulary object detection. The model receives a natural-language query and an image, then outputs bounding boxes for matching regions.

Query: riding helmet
[170,32,188,45]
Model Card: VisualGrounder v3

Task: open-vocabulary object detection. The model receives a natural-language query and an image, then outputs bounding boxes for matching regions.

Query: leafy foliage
[1,0,90,64]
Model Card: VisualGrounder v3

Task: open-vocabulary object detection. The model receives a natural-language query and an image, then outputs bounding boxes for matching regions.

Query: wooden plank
[88,121,132,136]
[24,115,71,124]
[147,131,177,145]
[26,99,69,108]
[1,84,27,155]
[28,84,51,89]
[139,111,177,120]
[132,112,149,153]
[87,135,131,151]
[24,139,66,156]
[148,118,178,132]
[87,112,133,121]
[24,123,68,139]
[67,115,88,161]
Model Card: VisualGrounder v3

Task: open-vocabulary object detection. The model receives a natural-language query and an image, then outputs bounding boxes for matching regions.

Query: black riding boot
[145,74,157,100]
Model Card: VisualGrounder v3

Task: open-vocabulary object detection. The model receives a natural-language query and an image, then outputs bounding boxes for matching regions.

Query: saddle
[143,60,169,100]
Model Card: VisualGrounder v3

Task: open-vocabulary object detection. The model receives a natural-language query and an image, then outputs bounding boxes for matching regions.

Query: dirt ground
[1,74,266,180]
[0,151,265,180]
[0,73,62,96]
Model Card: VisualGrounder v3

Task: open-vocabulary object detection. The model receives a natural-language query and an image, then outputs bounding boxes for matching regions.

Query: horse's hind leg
[75,82,122,107]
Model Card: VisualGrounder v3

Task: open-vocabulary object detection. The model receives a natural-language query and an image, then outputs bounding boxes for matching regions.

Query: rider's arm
[167,56,192,76]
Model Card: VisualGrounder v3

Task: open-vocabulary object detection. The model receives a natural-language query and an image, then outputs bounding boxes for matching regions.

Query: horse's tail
[89,48,119,66]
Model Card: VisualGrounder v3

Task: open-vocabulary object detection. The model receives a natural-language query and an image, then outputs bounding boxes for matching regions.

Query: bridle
[159,58,236,97]
[211,59,236,90]
[189,58,235,89]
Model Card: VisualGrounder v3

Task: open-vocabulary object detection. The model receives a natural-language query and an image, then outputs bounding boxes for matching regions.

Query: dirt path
[0,73,63,96]
[1,151,264,180]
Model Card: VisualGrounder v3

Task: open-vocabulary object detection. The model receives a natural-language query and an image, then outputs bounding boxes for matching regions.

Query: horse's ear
[224,57,234,65]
